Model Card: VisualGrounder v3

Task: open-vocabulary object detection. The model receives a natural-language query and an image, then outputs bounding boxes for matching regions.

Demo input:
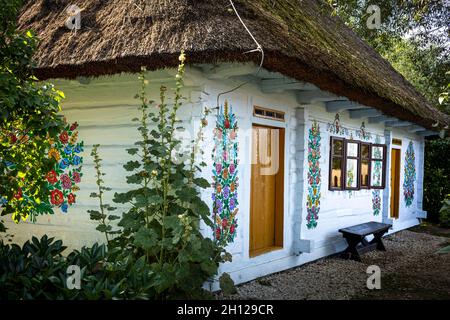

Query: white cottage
[11,0,450,287]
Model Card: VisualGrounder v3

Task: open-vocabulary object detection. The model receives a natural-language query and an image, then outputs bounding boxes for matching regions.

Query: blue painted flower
[215,199,223,213]
[0,197,7,205]
[223,186,230,199]
[229,197,236,211]
[64,145,72,155]
[61,202,68,213]
[211,193,215,201]
[72,156,81,166]
[74,145,83,154]
[60,158,70,169]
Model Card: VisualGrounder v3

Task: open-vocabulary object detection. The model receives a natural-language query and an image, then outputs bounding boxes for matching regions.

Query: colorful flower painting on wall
[306,121,321,229]
[44,121,84,214]
[372,190,381,216]
[212,101,239,244]
[355,122,372,141]
[1,120,84,221]
[403,141,416,207]
[327,113,349,136]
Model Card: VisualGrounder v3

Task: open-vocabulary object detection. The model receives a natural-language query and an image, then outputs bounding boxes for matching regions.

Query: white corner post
[415,138,427,219]
[382,129,394,225]
[291,105,314,254]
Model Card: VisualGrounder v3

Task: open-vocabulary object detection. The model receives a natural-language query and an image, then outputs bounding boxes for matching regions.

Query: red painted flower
[50,189,64,206]
[70,122,78,131]
[224,119,230,129]
[46,170,58,184]
[215,228,221,240]
[67,193,76,205]
[72,171,81,183]
[14,188,23,200]
[230,223,235,235]
[59,131,69,144]
[222,218,228,228]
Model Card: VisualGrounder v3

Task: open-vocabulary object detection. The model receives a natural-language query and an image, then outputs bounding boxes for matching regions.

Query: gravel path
[216,230,450,300]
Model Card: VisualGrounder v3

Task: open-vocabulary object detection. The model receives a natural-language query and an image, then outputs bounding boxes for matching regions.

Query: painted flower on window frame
[306,120,321,229]
[403,141,416,207]
[212,101,239,244]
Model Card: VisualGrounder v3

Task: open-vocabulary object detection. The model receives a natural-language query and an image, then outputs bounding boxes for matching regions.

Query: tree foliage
[0,0,65,228]
[423,138,450,223]
[328,0,449,112]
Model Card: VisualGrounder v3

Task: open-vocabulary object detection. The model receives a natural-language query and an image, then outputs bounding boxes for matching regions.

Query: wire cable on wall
[216,0,265,110]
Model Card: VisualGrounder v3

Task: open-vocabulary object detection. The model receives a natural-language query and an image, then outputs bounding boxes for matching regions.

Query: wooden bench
[338,221,392,261]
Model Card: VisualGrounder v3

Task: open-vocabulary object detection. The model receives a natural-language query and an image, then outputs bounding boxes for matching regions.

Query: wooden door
[390,148,401,219]
[250,125,284,257]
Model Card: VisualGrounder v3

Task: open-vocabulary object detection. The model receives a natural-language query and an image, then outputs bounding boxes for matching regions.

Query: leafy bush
[0,0,65,227]
[0,52,233,299]
[439,195,450,227]
[424,138,450,223]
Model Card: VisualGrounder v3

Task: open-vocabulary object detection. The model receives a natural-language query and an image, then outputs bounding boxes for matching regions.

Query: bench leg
[370,231,387,251]
[342,235,362,262]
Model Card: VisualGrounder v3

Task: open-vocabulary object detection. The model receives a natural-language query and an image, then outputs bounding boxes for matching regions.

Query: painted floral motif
[403,141,416,207]
[212,101,239,244]
[372,145,383,187]
[327,113,349,136]
[371,135,382,215]
[43,121,84,214]
[1,120,83,219]
[355,122,372,141]
[372,190,381,216]
[306,121,321,229]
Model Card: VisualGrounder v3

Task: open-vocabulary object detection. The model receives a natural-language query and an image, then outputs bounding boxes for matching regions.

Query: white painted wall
[3,64,426,288]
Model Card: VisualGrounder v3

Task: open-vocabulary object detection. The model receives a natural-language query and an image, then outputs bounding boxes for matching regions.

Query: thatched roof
[18,0,450,132]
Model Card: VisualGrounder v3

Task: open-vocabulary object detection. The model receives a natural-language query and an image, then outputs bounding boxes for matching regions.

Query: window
[253,106,285,122]
[329,137,386,191]
[344,141,360,190]
[370,144,386,189]
[329,137,344,190]
[360,143,371,188]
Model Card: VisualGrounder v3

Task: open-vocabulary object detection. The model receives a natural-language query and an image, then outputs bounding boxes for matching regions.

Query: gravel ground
[216,229,450,300]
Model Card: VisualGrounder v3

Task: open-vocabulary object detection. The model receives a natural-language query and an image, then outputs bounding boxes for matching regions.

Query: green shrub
[439,195,450,227]
[0,53,233,300]
[424,138,450,223]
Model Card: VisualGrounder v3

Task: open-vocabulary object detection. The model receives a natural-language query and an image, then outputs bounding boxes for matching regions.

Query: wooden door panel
[390,148,400,219]
[250,125,284,257]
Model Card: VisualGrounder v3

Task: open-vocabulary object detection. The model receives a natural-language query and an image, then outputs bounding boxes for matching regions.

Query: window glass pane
[361,144,370,159]
[332,139,343,156]
[371,160,383,187]
[345,159,358,188]
[347,142,358,157]
[331,158,342,188]
[361,159,369,187]
[372,146,384,160]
